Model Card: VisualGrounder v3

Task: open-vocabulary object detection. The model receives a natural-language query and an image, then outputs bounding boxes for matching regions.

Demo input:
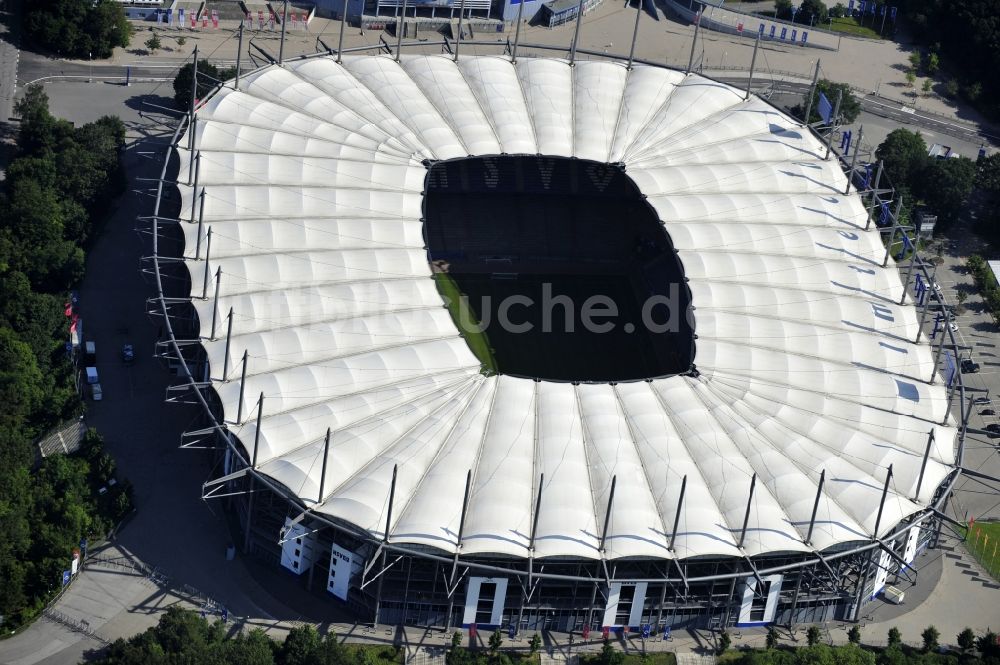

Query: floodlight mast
[337,0,349,63]
[395,0,408,62]
[568,0,587,65]
[453,0,466,61]
[278,1,288,64]
[235,22,243,89]
[626,0,643,70]
[686,7,701,75]
[744,31,760,101]
[803,59,820,123]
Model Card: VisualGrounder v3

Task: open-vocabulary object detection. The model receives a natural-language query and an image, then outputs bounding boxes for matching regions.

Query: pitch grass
[829,16,884,39]
[961,521,1000,581]
[434,272,499,375]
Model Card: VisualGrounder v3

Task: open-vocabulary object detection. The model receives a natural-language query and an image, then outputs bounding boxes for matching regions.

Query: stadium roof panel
[178,54,956,561]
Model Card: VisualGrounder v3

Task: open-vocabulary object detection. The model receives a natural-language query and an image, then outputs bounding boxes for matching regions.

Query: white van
[85,367,99,385]
[883,585,905,605]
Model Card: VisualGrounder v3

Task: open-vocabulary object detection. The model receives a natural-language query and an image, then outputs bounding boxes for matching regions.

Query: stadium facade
[151,51,966,633]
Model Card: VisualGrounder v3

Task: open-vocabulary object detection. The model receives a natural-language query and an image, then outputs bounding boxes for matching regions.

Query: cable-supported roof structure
[174,54,957,564]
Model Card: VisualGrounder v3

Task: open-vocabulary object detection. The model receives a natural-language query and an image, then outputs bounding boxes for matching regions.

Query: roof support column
[738,473,757,549]
[823,91,842,160]
[913,431,935,501]
[599,475,617,554]
[865,160,883,231]
[194,189,206,258]
[221,307,233,379]
[568,0,587,65]
[744,31,761,101]
[337,0,349,63]
[915,263,936,344]
[373,464,398,628]
[626,0,643,71]
[235,22,243,89]
[201,228,213,300]
[932,308,949,384]
[444,469,472,632]
[803,59,820,124]
[805,469,825,546]
[510,0,525,64]
[872,464,893,540]
[518,473,544,634]
[394,0,407,62]
[685,6,701,75]
[900,233,919,305]
[453,0,466,61]
[843,125,862,189]
[236,350,249,423]
[882,197,904,268]
[318,427,331,504]
[668,474,687,552]
[252,392,264,469]
[210,267,222,339]
[278,0,288,64]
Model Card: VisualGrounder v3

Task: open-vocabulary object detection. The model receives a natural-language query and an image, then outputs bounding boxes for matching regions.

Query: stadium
[150,46,965,633]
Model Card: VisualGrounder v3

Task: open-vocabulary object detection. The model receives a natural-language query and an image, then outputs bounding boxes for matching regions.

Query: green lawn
[433,272,498,375]
[582,653,677,665]
[962,521,1000,581]
[829,16,884,39]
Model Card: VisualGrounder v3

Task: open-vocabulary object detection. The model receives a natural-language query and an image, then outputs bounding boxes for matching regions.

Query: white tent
[177,55,956,562]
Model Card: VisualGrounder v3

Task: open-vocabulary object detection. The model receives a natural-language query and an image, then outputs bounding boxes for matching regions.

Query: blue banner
[879,201,891,225]
[769,24,776,39]
[791,29,797,42]
[818,92,833,124]
[848,0,855,9]
[881,3,886,14]
[869,1,876,13]
[858,1,866,13]
[780,26,787,40]
[890,6,897,20]
[62,570,71,586]
[759,23,765,35]
[801,31,808,44]
[903,233,913,250]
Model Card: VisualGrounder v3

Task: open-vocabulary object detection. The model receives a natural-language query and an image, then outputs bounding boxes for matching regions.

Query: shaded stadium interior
[423,156,695,382]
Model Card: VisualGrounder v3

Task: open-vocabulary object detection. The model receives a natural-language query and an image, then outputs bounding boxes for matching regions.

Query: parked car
[91,383,103,401]
[981,409,996,416]
[121,343,135,364]
[948,321,959,333]
[985,423,1000,439]
[961,359,981,374]
[85,366,99,385]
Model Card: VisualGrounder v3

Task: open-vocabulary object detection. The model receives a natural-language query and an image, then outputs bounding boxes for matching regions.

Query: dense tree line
[0,86,131,630]
[93,611,1000,665]
[24,0,132,59]
[96,607,402,665]
[898,0,1000,119]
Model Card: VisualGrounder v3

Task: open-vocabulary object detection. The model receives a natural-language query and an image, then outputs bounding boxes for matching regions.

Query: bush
[887,628,902,647]
[957,628,975,652]
[848,626,861,645]
[718,630,732,654]
[767,626,779,649]
[921,626,940,653]
[807,626,822,647]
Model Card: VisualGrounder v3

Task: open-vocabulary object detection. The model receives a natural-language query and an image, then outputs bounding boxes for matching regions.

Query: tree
[919,156,976,225]
[887,627,902,647]
[280,625,322,665]
[906,71,917,87]
[830,3,846,18]
[177,36,187,47]
[927,52,939,74]
[921,625,940,653]
[909,51,922,71]
[799,0,829,25]
[800,80,862,125]
[173,60,237,111]
[922,79,933,95]
[145,32,161,54]
[848,625,861,645]
[452,631,464,649]
[774,0,793,19]
[957,628,976,652]
[718,630,732,654]
[24,0,132,59]
[529,633,542,656]
[807,626,822,647]
[599,639,625,665]
[875,129,928,188]
[488,629,503,655]
[767,626,779,649]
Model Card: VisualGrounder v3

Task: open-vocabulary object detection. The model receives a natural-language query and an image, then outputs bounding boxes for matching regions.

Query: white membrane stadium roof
[176,55,957,561]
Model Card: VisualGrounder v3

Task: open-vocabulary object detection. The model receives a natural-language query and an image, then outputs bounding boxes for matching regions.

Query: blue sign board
[62,570,71,587]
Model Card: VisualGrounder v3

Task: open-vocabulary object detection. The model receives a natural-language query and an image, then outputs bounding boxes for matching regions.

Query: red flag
[469,624,477,639]
[602,626,610,639]
[190,11,196,27]
[64,303,73,317]
[211,9,219,28]
[202,13,208,27]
